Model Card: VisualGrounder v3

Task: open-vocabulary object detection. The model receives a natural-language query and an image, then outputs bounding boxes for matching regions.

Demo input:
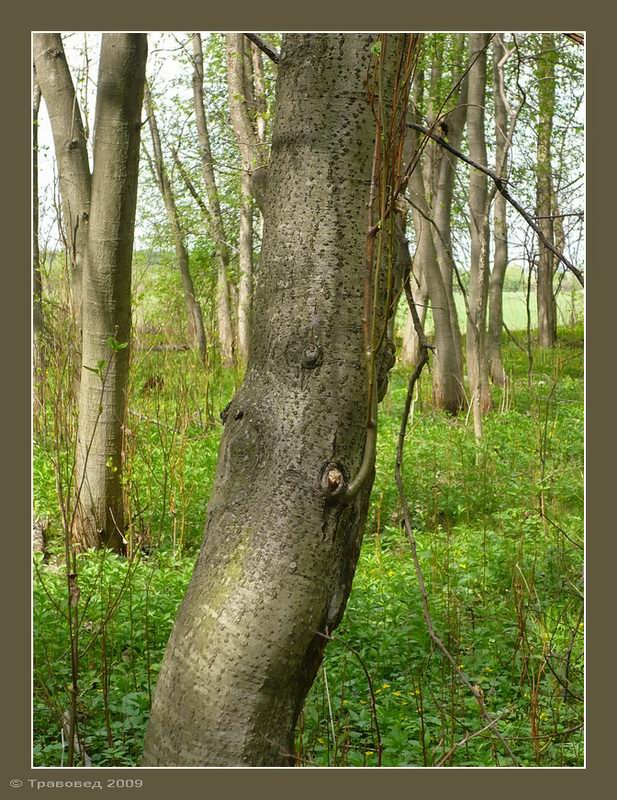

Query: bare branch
[408,122,584,286]
[243,33,280,64]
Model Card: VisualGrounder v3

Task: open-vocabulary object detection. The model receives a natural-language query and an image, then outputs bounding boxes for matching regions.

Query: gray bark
[33,76,43,338]
[144,84,207,364]
[408,147,464,411]
[466,34,492,438]
[33,33,92,331]
[227,34,270,365]
[143,33,405,766]
[407,73,464,412]
[74,34,147,551]
[400,279,428,368]
[191,33,235,367]
[536,33,558,348]
[226,33,268,212]
[487,34,509,386]
[430,35,468,370]
[237,169,253,364]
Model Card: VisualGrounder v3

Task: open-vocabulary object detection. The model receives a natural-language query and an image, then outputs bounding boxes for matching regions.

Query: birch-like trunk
[536,33,558,348]
[466,33,491,438]
[191,33,235,367]
[74,34,147,551]
[143,33,404,767]
[33,33,91,332]
[145,85,207,363]
[487,34,509,386]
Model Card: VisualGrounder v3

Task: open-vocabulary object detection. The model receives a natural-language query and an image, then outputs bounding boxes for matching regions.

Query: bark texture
[407,121,463,413]
[237,169,253,364]
[466,33,492,435]
[535,33,558,348]
[145,84,207,363]
[143,33,404,767]
[227,34,270,365]
[33,33,92,330]
[487,35,509,386]
[430,35,468,372]
[74,34,147,551]
[192,33,235,367]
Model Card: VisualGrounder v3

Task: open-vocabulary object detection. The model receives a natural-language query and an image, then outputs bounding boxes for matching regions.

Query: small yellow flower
[382,683,391,689]
[393,690,402,696]
[414,688,421,696]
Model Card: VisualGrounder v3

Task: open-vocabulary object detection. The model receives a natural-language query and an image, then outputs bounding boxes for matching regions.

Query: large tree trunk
[466,34,491,439]
[143,33,406,767]
[191,33,235,368]
[74,34,147,551]
[144,84,207,363]
[535,33,558,348]
[487,34,509,386]
[33,34,91,332]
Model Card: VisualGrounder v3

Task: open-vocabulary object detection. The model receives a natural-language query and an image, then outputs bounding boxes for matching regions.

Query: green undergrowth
[33,324,583,767]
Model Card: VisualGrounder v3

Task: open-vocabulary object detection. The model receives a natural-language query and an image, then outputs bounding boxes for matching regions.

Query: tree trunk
[536,33,558,348]
[227,34,270,366]
[33,33,92,332]
[143,33,405,767]
[191,33,235,368]
[237,169,253,364]
[226,33,268,212]
[407,76,464,413]
[74,34,147,551]
[33,76,43,338]
[430,34,468,373]
[33,74,45,416]
[466,33,491,438]
[144,84,207,364]
[487,34,509,386]
[400,277,428,368]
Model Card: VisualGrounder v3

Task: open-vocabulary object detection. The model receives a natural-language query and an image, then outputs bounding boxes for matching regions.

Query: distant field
[421,289,583,334]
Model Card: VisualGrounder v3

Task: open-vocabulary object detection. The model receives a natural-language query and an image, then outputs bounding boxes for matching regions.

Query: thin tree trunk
[191,33,235,367]
[407,74,464,412]
[400,272,428,368]
[33,76,43,338]
[226,34,270,365]
[431,34,468,372]
[33,34,91,332]
[143,33,406,767]
[237,169,253,364]
[74,34,147,551]
[144,84,207,364]
[226,33,268,212]
[487,34,509,386]
[466,33,491,439]
[536,33,558,348]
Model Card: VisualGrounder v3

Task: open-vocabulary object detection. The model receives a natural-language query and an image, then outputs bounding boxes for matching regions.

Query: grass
[32,321,584,768]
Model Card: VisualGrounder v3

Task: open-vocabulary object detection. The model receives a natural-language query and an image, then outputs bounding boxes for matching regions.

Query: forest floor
[33,323,584,767]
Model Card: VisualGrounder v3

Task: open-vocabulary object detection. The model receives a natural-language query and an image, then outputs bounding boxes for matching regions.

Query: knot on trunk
[301,343,323,369]
[320,461,347,504]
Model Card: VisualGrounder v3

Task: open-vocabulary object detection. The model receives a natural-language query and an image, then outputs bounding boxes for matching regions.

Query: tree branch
[243,33,280,64]
[408,122,584,287]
